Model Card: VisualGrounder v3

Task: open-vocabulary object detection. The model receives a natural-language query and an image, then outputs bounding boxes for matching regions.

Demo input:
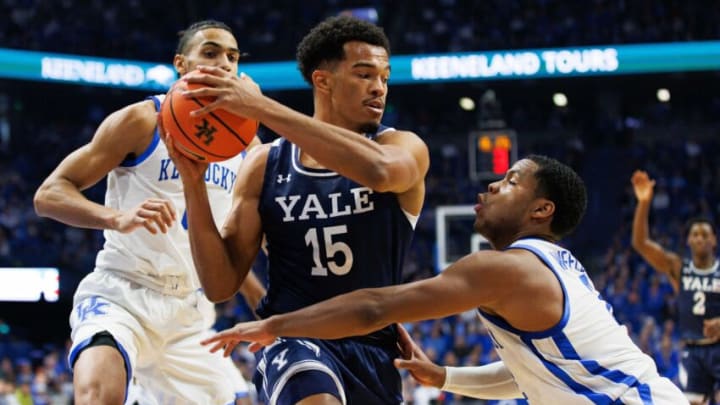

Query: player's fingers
[156,199,177,221]
[194,65,228,77]
[396,325,414,360]
[223,341,237,358]
[183,71,227,88]
[239,72,259,87]
[156,113,165,135]
[154,202,175,227]
[163,131,173,147]
[139,208,169,233]
[182,85,225,101]
[141,218,159,235]
[200,335,220,346]
[135,208,164,228]
[248,342,264,353]
[142,201,174,226]
[207,341,225,353]
[168,201,177,221]
[189,99,222,116]
[393,358,415,371]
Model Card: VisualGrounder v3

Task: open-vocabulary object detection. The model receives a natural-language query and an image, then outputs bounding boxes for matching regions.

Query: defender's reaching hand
[201,320,277,357]
[631,170,656,203]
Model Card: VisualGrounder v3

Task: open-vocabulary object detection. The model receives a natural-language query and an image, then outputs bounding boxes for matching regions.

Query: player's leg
[329,339,404,405]
[296,393,342,405]
[68,273,144,405]
[254,338,345,405]
[680,345,713,405]
[138,290,254,405]
[71,332,127,405]
[709,344,720,405]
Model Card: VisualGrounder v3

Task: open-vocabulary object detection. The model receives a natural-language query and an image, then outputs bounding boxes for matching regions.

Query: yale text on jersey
[275,187,375,222]
[682,275,720,293]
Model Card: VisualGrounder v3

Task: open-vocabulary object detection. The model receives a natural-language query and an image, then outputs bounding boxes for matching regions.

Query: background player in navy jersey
[202,155,686,404]
[34,20,263,405]
[166,16,429,405]
[631,170,720,405]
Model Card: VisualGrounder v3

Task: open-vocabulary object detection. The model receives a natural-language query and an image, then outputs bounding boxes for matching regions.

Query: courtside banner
[1,41,719,90]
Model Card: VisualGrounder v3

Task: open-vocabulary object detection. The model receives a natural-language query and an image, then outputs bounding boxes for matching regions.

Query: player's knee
[685,392,708,405]
[72,338,128,405]
[295,393,343,405]
[73,377,125,405]
[277,369,344,405]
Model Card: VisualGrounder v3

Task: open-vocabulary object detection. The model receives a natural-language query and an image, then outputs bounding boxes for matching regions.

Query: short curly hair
[176,20,233,55]
[296,16,390,85]
[527,155,587,238]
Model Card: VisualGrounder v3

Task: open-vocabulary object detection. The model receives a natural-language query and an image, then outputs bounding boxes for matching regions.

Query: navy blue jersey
[677,259,720,341]
[257,127,416,344]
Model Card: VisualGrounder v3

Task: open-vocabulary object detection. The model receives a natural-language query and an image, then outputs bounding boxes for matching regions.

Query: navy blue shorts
[253,337,402,405]
[681,342,720,397]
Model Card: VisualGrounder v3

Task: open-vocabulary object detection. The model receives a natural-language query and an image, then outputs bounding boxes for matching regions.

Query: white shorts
[68,270,248,405]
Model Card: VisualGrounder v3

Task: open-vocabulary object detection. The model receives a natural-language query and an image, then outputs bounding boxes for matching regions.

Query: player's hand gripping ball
[160,78,257,162]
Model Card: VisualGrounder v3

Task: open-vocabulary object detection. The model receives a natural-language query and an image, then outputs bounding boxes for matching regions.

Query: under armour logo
[277,174,292,183]
[76,296,109,322]
[194,118,217,145]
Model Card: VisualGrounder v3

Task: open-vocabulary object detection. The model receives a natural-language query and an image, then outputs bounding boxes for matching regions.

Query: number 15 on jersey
[305,225,354,276]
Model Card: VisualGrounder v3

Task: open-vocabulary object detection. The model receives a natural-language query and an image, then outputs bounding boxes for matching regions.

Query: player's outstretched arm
[34,101,176,234]
[182,67,430,195]
[630,170,681,287]
[202,250,531,353]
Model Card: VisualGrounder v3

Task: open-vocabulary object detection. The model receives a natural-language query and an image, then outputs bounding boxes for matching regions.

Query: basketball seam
[189,97,250,147]
[168,90,234,159]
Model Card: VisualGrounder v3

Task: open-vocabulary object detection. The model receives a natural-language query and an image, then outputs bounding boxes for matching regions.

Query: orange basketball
[160,80,257,162]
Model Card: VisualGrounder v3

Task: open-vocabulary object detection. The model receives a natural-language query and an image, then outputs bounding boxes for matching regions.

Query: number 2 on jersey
[693,291,706,315]
[305,225,354,276]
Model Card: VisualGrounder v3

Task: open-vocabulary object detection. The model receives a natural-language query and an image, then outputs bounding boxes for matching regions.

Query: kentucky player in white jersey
[203,155,687,404]
[34,20,263,405]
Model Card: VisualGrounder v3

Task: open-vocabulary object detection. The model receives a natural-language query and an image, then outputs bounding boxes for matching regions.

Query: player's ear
[173,54,186,76]
[531,198,555,221]
[312,69,332,94]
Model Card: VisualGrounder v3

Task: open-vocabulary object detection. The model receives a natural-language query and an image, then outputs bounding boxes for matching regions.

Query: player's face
[687,223,717,255]
[327,41,390,133]
[473,159,541,242]
[175,28,240,77]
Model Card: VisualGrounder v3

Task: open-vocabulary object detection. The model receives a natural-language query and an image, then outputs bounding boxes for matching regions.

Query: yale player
[33,20,262,405]
[203,156,687,404]
[167,16,429,404]
[631,170,720,405]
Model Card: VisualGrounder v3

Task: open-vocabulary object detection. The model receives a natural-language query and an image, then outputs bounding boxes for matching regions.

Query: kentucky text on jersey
[274,187,375,222]
[157,158,237,193]
[682,275,720,293]
[552,249,586,272]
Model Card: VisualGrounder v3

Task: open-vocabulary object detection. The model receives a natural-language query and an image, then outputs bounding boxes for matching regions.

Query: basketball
[160,79,257,162]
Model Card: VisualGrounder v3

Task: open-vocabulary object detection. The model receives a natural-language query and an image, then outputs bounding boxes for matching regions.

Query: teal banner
[1,41,718,91]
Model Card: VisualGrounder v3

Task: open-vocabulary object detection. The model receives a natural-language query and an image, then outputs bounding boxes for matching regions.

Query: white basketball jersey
[95,95,246,294]
[477,238,686,404]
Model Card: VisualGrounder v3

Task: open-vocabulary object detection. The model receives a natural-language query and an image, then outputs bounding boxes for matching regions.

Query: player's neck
[692,254,716,269]
[297,149,325,170]
[313,105,359,134]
